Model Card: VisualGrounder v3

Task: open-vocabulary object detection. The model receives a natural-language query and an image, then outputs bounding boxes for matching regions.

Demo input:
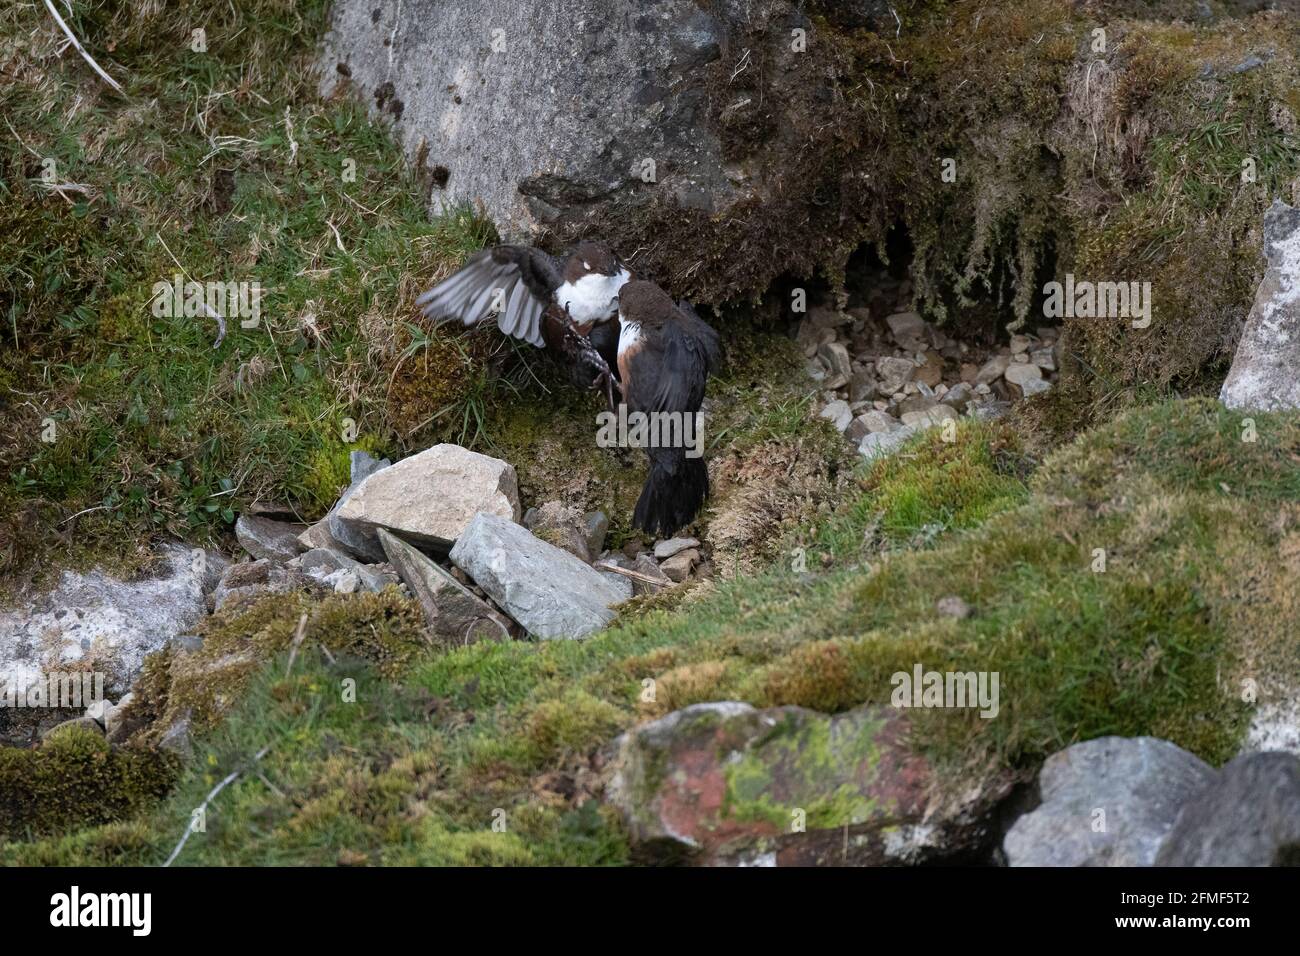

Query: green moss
[0,727,178,840]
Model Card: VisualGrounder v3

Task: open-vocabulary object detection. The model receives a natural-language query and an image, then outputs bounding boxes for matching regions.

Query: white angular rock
[335,444,520,561]
[1004,362,1043,389]
[1221,199,1300,412]
[818,399,852,432]
[901,404,957,430]
[449,512,627,639]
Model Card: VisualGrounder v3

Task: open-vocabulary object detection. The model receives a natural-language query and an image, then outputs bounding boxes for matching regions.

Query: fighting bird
[415,240,631,402]
[616,279,722,537]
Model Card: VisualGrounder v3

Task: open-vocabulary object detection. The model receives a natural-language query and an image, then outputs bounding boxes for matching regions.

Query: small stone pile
[799,278,1060,456]
[218,445,704,646]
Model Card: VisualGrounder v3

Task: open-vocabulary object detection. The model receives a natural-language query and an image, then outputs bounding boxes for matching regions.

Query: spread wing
[414,245,561,348]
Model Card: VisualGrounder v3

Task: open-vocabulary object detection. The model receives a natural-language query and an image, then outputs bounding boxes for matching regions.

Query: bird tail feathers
[633,450,708,539]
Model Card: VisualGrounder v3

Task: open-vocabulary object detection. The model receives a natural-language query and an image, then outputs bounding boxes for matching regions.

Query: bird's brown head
[617,279,675,325]
[565,240,623,281]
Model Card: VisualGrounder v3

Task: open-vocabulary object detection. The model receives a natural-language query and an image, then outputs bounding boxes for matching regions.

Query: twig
[42,0,124,94]
[593,561,668,589]
[285,613,308,678]
[162,745,271,867]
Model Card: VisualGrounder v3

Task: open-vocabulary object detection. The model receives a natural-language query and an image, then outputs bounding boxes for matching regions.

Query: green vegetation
[6,399,1294,863]
[0,0,490,585]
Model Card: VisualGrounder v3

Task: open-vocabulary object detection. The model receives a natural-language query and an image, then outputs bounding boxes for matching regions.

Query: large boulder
[317,0,897,303]
[378,529,511,646]
[1003,736,1215,867]
[1220,199,1300,412]
[334,444,520,561]
[1156,752,1300,866]
[603,701,1008,866]
[449,512,627,639]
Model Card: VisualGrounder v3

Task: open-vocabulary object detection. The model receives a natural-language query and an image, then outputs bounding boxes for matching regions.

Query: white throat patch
[557,268,631,324]
[617,313,643,358]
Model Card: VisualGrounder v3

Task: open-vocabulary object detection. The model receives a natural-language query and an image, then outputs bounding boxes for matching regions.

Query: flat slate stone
[449,512,627,640]
[378,529,510,646]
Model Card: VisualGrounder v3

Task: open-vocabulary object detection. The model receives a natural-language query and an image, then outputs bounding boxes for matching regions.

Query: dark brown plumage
[616,279,721,537]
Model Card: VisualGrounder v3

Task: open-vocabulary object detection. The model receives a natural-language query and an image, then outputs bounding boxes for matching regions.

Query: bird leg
[563,307,621,414]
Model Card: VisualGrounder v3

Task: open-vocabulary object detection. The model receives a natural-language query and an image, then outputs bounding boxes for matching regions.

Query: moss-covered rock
[0,726,177,840]
[604,701,1009,865]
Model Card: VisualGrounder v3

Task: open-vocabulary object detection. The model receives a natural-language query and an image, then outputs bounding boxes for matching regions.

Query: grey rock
[818,399,852,432]
[334,443,520,560]
[1221,199,1300,412]
[524,500,592,562]
[653,537,700,560]
[1004,736,1215,867]
[449,512,628,639]
[660,548,700,583]
[599,572,636,602]
[939,382,974,412]
[975,354,1011,385]
[299,547,396,592]
[1021,376,1052,397]
[885,311,927,349]
[1156,752,1300,866]
[849,368,877,404]
[171,634,204,653]
[327,569,361,593]
[583,511,609,558]
[378,528,511,646]
[235,514,307,562]
[157,712,193,758]
[900,404,957,430]
[630,554,672,595]
[1004,361,1043,389]
[817,341,852,380]
[859,426,916,459]
[874,357,915,395]
[212,559,318,614]
[859,409,901,434]
[350,449,389,484]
